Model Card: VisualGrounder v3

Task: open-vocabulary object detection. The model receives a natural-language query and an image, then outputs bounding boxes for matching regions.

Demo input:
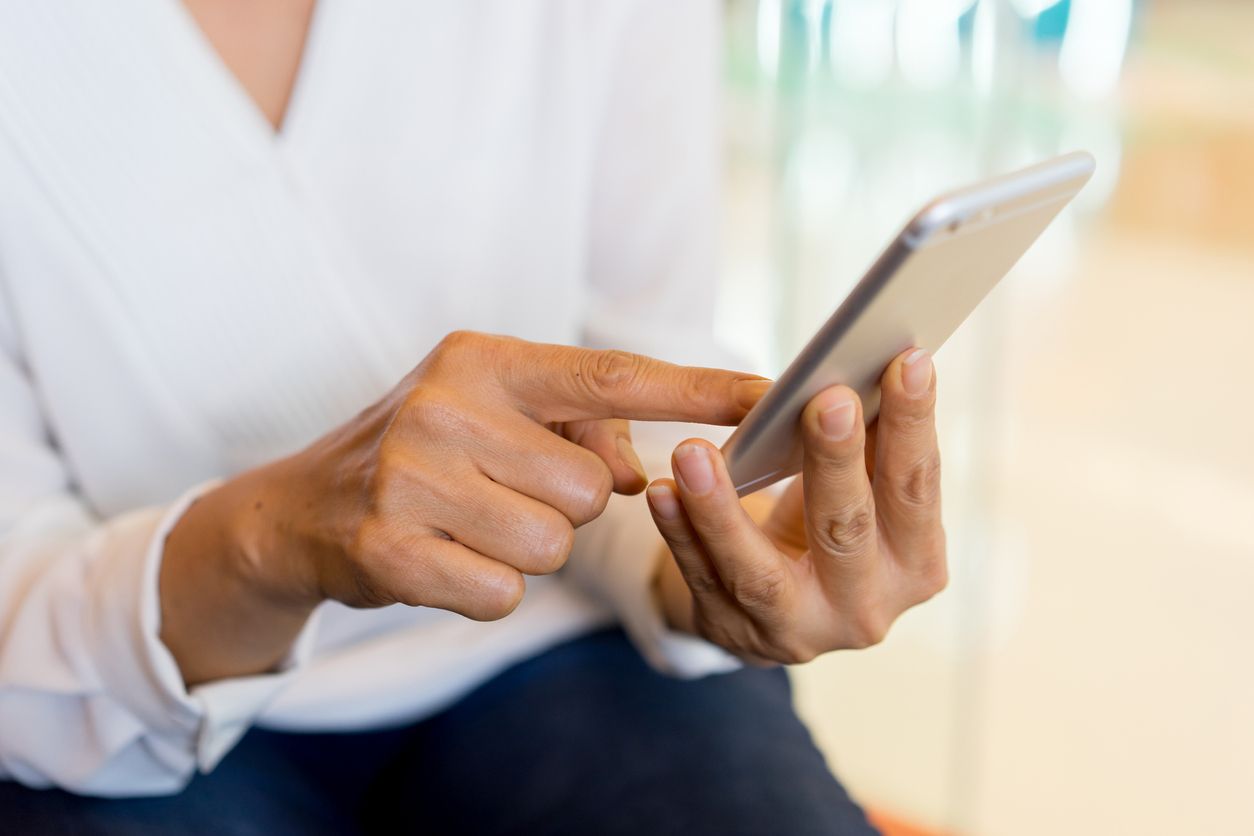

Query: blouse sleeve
[565,0,742,678]
[0,294,319,797]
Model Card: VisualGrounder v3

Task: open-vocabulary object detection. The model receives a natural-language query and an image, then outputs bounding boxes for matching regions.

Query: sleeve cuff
[85,480,323,776]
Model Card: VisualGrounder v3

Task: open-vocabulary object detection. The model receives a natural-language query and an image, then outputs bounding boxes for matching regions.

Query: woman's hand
[646,349,947,664]
[161,331,766,684]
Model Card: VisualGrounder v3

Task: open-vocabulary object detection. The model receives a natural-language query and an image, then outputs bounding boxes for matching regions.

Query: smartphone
[722,151,1096,496]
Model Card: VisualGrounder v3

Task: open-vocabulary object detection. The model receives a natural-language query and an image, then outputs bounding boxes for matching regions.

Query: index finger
[501,343,769,425]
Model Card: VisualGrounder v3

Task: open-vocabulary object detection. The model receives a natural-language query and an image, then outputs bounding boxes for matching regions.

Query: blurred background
[714,1,1254,833]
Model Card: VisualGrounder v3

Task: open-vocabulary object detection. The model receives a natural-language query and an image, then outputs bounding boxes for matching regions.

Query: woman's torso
[0,0,650,728]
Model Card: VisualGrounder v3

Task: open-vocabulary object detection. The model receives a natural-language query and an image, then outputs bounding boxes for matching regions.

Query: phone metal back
[722,151,1096,496]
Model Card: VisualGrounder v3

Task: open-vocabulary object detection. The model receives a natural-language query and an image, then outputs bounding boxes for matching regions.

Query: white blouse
[0,0,739,796]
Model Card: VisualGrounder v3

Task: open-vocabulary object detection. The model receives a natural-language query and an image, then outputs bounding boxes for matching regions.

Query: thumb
[564,419,647,495]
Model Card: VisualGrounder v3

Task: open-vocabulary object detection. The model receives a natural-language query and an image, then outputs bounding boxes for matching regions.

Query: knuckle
[436,329,482,356]
[368,445,440,510]
[813,500,876,560]
[401,388,465,433]
[898,452,942,509]
[684,566,724,599]
[565,464,614,525]
[348,526,419,607]
[726,566,789,611]
[524,514,576,574]
[590,465,615,512]
[579,350,642,398]
[844,607,892,649]
[464,569,526,621]
[422,331,491,379]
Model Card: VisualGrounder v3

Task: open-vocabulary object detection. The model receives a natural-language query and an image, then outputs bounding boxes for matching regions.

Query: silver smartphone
[722,151,1096,496]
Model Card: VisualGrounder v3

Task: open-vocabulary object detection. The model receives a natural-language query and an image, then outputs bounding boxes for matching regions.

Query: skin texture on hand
[160,331,767,686]
[647,348,948,664]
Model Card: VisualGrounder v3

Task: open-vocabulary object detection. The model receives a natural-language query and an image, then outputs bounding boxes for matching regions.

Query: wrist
[206,461,325,614]
[249,464,330,613]
[160,465,321,685]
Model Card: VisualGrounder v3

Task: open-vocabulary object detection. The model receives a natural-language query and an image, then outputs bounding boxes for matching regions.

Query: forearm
[159,461,320,687]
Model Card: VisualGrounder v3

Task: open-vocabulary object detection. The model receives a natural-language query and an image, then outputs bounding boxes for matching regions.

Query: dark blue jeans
[0,629,878,835]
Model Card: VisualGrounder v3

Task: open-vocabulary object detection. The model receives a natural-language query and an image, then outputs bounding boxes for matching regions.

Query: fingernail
[902,349,933,397]
[647,484,680,521]
[616,436,647,481]
[733,379,773,412]
[674,444,716,494]
[818,397,856,441]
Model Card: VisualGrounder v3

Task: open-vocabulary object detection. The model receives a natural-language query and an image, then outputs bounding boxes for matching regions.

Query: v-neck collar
[154,0,330,156]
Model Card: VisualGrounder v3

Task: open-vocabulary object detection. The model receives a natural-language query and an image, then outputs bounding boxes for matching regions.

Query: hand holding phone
[645,344,945,663]
[645,153,1094,664]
